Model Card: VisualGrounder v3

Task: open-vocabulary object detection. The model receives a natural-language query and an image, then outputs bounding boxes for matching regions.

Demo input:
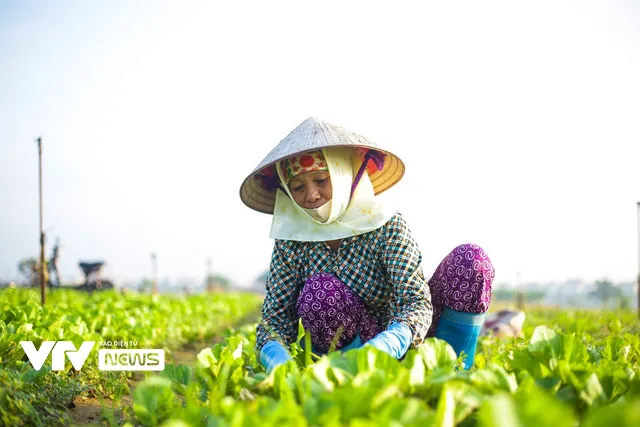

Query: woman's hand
[364,322,412,359]
[259,341,293,373]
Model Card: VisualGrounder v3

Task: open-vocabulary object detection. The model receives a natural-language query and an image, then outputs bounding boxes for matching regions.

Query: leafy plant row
[0,288,263,426]
[127,311,640,427]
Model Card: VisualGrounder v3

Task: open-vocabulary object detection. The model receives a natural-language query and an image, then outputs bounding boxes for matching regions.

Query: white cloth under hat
[269,147,396,241]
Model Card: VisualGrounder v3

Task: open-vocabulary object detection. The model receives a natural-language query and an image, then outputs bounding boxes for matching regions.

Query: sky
[1,1,639,289]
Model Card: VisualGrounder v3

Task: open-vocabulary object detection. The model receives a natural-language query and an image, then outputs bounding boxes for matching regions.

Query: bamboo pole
[516,271,524,310]
[206,258,212,293]
[151,253,158,296]
[36,137,46,305]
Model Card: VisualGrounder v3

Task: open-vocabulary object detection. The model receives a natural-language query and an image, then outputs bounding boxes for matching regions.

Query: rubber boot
[435,307,485,370]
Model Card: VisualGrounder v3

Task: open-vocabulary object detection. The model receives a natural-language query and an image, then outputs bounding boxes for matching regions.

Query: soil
[69,394,133,426]
[68,311,260,426]
[68,344,216,425]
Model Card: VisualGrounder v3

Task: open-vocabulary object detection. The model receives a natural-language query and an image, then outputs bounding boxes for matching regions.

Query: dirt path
[69,394,133,427]
[69,313,259,426]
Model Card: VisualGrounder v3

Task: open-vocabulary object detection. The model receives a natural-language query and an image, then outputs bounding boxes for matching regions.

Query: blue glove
[259,341,293,373]
[364,322,412,359]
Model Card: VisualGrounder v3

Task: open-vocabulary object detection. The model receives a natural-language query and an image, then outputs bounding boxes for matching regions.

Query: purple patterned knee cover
[426,243,494,337]
[295,272,380,353]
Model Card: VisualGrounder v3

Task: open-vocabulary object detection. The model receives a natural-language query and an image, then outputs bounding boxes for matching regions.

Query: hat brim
[240,118,405,215]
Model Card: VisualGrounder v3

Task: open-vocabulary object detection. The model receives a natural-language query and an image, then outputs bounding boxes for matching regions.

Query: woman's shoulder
[273,239,306,260]
[380,212,410,235]
[274,239,302,251]
[347,212,410,246]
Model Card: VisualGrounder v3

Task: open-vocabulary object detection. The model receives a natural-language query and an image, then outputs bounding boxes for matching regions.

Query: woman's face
[288,170,332,209]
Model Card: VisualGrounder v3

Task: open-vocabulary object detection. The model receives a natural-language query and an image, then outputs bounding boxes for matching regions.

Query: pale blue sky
[1,1,639,288]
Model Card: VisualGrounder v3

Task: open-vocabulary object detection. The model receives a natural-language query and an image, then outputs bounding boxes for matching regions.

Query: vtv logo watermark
[20,341,165,371]
[20,341,95,371]
[99,349,164,371]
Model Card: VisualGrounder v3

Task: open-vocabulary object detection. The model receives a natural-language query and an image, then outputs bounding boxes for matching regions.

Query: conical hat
[240,117,405,214]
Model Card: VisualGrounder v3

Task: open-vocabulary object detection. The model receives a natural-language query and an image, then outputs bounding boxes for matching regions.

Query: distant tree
[18,258,37,283]
[257,270,269,283]
[138,278,154,293]
[17,257,47,287]
[589,278,622,309]
[247,270,269,291]
[206,274,230,292]
[618,296,631,310]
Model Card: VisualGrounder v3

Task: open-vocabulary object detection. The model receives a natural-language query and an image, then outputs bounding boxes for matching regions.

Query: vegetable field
[1,289,639,426]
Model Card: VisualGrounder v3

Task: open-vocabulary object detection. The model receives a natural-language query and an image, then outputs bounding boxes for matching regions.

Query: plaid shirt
[256,213,433,352]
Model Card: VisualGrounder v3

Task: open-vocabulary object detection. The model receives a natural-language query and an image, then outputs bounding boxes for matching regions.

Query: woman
[239,117,494,372]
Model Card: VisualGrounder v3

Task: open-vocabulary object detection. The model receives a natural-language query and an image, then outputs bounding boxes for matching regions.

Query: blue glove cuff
[259,340,293,373]
[365,321,413,359]
[387,322,413,356]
